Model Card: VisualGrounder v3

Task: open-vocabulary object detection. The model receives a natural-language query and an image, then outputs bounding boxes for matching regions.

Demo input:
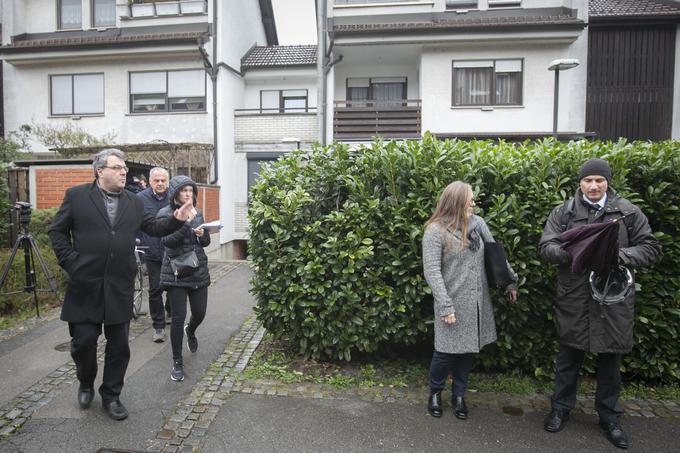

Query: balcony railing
[126,1,207,18]
[234,109,318,144]
[333,100,421,140]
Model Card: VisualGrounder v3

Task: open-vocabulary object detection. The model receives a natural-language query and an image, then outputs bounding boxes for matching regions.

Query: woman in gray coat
[423,181,518,419]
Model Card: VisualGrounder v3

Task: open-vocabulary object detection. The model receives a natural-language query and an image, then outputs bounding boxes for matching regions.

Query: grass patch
[243,334,680,401]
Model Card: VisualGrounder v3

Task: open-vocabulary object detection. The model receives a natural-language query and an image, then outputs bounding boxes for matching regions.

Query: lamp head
[548,58,580,71]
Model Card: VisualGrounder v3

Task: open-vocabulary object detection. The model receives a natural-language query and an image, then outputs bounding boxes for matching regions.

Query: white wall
[216,0,271,245]
[3,55,212,150]
[243,69,318,110]
[420,38,587,134]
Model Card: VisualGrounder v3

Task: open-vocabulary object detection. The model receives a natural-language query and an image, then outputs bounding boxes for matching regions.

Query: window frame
[128,69,207,114]
[49,72,105,116]
[451,58,524,107]
[91,0,117,28]
[346,77,407,102]
[259,89,309,113]
[57,0,83,30]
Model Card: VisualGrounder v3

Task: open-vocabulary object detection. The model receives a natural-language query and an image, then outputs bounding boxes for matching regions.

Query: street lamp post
[548,59,580,138]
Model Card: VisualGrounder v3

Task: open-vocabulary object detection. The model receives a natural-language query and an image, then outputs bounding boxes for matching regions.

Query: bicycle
[133,239,148,319]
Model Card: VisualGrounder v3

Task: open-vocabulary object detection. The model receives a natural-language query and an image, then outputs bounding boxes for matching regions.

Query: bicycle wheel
[132,267,144,319]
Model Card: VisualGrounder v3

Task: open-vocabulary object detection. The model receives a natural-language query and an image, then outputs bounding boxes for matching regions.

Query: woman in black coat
[157,175,211,382]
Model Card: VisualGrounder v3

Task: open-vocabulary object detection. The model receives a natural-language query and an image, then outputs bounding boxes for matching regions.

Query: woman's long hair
[427,181,473,251]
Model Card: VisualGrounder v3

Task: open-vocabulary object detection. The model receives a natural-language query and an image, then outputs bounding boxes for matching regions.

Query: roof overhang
[0,24,209,65]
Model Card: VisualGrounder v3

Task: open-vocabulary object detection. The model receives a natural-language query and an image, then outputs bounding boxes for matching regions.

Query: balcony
[234,109,319,145]
[123,1,207,19]
[333,100,421,141]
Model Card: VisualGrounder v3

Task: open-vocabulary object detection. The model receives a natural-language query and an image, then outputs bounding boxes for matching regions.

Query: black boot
[453,396,468,420]
[428,391,443,418]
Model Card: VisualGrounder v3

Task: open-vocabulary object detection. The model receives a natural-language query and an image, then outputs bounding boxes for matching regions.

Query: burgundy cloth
[559,220,620,274]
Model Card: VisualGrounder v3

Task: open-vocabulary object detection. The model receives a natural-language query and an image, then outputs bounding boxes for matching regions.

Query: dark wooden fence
[586,25,676,141]
[333,99,421,141]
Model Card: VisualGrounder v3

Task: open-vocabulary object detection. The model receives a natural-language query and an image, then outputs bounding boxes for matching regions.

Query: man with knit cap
[539,158,661,449]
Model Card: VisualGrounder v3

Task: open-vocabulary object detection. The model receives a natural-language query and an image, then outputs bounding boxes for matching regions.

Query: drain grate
[96,449,145,453]
[54,341,71,352]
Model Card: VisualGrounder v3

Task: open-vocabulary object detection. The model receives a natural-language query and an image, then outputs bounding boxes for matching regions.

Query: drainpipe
[317,0,327,145]
[210,0,219,184]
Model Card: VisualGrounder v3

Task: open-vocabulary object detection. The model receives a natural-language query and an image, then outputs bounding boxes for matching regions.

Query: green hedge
[248,136,680,383]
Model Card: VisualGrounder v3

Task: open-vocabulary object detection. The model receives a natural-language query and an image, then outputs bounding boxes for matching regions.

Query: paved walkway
[0,263,678,452]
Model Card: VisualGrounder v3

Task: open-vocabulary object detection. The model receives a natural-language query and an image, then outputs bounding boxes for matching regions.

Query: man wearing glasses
[49,149,195,420]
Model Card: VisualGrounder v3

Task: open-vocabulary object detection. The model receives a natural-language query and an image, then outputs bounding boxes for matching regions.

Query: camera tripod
[0,204,59,318]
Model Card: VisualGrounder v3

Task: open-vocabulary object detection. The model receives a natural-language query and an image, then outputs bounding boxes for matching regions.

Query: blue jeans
[428,351,475,397]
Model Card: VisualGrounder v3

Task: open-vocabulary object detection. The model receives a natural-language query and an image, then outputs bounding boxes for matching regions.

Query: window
[452,59,522,106]
[50,73,104,115]
[59,0,82,29]
[346,77,406,107]
[93,0,116,27]
[129,69,206,113]
[259,90,308,113]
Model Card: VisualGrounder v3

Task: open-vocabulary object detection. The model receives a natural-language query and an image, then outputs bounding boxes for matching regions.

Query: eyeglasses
[102,165,129,173]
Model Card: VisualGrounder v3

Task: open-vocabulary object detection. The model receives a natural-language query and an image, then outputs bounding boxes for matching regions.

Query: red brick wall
[34,167,221,228]
[35,167,93,209]
[196,185,220,223]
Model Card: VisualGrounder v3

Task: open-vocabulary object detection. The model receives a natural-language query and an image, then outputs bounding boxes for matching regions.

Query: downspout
[317,0,327,145]
[210,0,218,184]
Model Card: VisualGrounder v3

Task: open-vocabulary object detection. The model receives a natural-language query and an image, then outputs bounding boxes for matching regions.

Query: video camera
[11,201,32,229]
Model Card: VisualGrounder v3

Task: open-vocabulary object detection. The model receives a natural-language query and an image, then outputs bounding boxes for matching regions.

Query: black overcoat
[49,181,184,324]
[539,188,662,353]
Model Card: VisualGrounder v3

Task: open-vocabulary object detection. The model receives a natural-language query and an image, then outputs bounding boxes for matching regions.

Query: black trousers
[145,259,168,330]
[551,344,624,423]
[167,286,208,361]
[68,322,130,404]
[428,351,475,398]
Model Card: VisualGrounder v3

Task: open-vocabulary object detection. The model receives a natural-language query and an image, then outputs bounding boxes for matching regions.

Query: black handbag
[484,242,515,289]
[169,249,199,278]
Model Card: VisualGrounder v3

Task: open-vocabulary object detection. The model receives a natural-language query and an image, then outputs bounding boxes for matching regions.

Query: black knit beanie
[579,158,612,181]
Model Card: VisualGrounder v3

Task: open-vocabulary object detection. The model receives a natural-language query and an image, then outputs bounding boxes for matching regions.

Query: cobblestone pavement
[143,318,680,452]
[0,261,240,440]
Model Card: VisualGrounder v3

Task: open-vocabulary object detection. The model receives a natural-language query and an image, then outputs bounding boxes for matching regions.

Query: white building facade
[322,0,589,142]
[0,0,279,257]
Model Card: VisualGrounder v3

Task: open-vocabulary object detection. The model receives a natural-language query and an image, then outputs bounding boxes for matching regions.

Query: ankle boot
[453,396,468,420]
[428,391,443,418]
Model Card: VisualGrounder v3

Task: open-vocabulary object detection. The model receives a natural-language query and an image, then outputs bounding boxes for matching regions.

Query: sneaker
[152,328,165,343]
[185,324,198,353]
[170,360,184,382]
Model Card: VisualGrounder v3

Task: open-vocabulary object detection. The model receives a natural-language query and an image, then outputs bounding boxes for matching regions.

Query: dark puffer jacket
[539,188,662,353]
[158,175,211,289]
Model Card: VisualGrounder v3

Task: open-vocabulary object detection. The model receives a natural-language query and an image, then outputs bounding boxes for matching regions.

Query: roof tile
[590,0,680,17]
[241,45,317,70]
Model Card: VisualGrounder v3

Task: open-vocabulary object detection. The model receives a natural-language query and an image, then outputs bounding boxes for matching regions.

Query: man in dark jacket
[539,158,662,449]
[137,167,171,342]
[49,149,194,421]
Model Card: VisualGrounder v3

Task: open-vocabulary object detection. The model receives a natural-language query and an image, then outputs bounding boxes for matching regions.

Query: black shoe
[171,360,185,382]
[77,386,94,409]
[428,391,443,418]
[185,324,198,353]
[599,420,629,449]
[103,400,128,420]
[453,396,468,420]
[544,408,569,433]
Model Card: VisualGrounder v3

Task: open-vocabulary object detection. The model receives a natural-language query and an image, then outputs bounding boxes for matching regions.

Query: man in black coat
[49,149,195,420]
[137,167,171,342]
[539,158,662,449]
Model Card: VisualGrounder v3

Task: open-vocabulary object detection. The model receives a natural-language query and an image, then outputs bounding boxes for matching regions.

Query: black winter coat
[49,181,184,324]
[539,188,662,353]
[157,205,211,290]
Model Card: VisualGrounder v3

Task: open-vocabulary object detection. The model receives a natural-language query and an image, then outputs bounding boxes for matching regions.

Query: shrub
[248,136,680,382]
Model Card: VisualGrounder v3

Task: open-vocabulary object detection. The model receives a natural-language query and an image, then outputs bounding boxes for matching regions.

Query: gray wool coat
[423,215,517,354]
